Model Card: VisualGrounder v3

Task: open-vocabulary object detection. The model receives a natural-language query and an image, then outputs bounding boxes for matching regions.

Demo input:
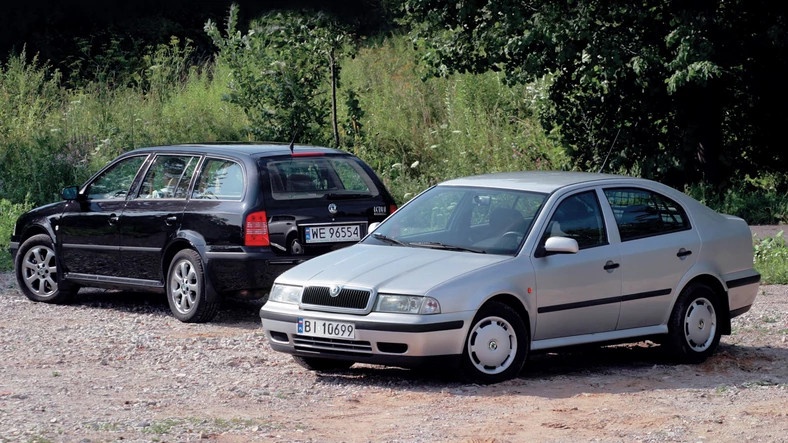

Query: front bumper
[260,302,470,369]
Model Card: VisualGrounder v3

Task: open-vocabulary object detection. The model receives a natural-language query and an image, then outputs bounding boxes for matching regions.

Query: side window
[604,187,689,241]
[85,156,146,200]
[544,191,607,249]
[138,155,198,199]
[193,159,245,201]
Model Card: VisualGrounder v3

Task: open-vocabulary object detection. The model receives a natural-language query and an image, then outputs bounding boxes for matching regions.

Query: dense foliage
[1,3,786,278]
[402,0,788,193]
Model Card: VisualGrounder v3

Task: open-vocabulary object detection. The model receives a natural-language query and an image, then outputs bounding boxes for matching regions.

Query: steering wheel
[497,231,523,248]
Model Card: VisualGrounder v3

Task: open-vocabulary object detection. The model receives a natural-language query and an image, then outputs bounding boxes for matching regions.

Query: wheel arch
[483,293,532,338]
[162,232,219,300]
[680,274,731,335]
[16,224,63,273]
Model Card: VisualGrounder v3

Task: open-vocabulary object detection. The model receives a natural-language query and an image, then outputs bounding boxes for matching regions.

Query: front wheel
[15,234,77,303]
[665,282,721,363]
[462,301,529,384]
[166,249,218,323]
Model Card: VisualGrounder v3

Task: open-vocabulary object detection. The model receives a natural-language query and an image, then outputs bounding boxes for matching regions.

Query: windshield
[364,185,547,255]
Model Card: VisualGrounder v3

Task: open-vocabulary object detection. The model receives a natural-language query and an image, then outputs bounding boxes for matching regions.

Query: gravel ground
[0,235,786,442]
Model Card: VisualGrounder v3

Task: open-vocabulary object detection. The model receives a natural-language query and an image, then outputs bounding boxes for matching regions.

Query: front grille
[293,335,373,355]
[302,286,370,309]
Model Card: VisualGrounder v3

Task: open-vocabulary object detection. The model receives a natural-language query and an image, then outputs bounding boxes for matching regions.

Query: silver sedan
[260,171,761,383]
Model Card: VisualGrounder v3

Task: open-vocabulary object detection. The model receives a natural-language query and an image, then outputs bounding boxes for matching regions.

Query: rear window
[266,156,380,200]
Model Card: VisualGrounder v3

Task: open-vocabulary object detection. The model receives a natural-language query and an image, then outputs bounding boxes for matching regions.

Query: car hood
[277,244,512,295]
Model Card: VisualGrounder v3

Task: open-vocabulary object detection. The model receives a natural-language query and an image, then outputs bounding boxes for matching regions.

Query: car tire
[15,234,77,303]
[292,355,354,371]
[461,301,529,384]
[665,282,721,363]
[166,249,219,323]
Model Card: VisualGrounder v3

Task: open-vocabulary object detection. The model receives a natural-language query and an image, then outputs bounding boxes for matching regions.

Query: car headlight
[268,284,302,304]
[374,294,441,314]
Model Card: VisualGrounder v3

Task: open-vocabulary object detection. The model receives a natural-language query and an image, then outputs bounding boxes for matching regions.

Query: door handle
[677,248,692,259]
[603,260,620,271]
[165,215,178,226]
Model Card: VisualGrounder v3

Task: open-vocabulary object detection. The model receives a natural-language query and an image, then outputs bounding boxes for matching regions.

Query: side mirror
[61,186,79,200]
[543,236,579,255]
[367,222,380,234]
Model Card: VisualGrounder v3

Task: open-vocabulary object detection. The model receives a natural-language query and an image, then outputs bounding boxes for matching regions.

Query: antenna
[598,120,639,174]
[597,127,621,173]
[289,128,299,154]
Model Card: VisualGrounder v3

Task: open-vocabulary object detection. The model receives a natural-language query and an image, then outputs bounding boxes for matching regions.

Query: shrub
[0,198,34,271]
[754,231,788,285]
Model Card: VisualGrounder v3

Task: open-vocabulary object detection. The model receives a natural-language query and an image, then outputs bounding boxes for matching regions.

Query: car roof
[440,171,643,194]
[126,143,347,158]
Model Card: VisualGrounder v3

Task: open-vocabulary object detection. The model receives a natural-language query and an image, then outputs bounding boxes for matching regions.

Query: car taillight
[389,204,398,214]
[245,211,269,246]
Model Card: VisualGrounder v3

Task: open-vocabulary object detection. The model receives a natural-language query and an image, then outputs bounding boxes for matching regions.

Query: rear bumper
[725,270,761,319]
[205,250,308,298]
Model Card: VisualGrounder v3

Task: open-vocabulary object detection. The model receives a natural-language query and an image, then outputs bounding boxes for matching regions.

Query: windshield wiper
[409,241,486,254]
[372,233,409,247]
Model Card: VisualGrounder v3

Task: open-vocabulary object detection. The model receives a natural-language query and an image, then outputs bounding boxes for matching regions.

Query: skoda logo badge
[328,203,338,214]
[329,285,342,297]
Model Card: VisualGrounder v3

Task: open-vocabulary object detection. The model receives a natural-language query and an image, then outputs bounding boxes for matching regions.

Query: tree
[205,4,355,145]
[402,0,787,190]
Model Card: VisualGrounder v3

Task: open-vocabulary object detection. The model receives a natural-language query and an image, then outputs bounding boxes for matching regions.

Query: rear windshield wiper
[409,241,486,254]
[372,233,409,247]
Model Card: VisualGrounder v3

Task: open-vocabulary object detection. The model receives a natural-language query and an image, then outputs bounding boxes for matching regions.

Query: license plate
[304,224,362,243]
[297,318,356,339]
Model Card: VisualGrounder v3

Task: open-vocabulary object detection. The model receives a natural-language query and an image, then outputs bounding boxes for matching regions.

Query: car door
[58,155,148,278]
[117,154,199,282]
[602,187,700,330]
[531,190,623,340]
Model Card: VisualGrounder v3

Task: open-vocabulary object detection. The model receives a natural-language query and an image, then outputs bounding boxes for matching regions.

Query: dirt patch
[0,272,786,442]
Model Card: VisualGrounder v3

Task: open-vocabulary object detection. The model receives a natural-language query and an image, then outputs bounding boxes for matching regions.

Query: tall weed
[341,36,567,203]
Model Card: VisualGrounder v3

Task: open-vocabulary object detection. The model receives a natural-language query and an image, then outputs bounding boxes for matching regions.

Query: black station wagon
[9,143,397,322]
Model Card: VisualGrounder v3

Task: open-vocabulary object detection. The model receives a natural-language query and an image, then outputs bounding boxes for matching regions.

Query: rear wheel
[462,301,529,384]
[292,355,354,371]
[665,282,721,363]
[166,249,219,323]
[15,234,77,303]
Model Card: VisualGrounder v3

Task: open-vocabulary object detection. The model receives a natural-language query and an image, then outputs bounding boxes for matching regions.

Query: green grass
[754,231,788,285]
